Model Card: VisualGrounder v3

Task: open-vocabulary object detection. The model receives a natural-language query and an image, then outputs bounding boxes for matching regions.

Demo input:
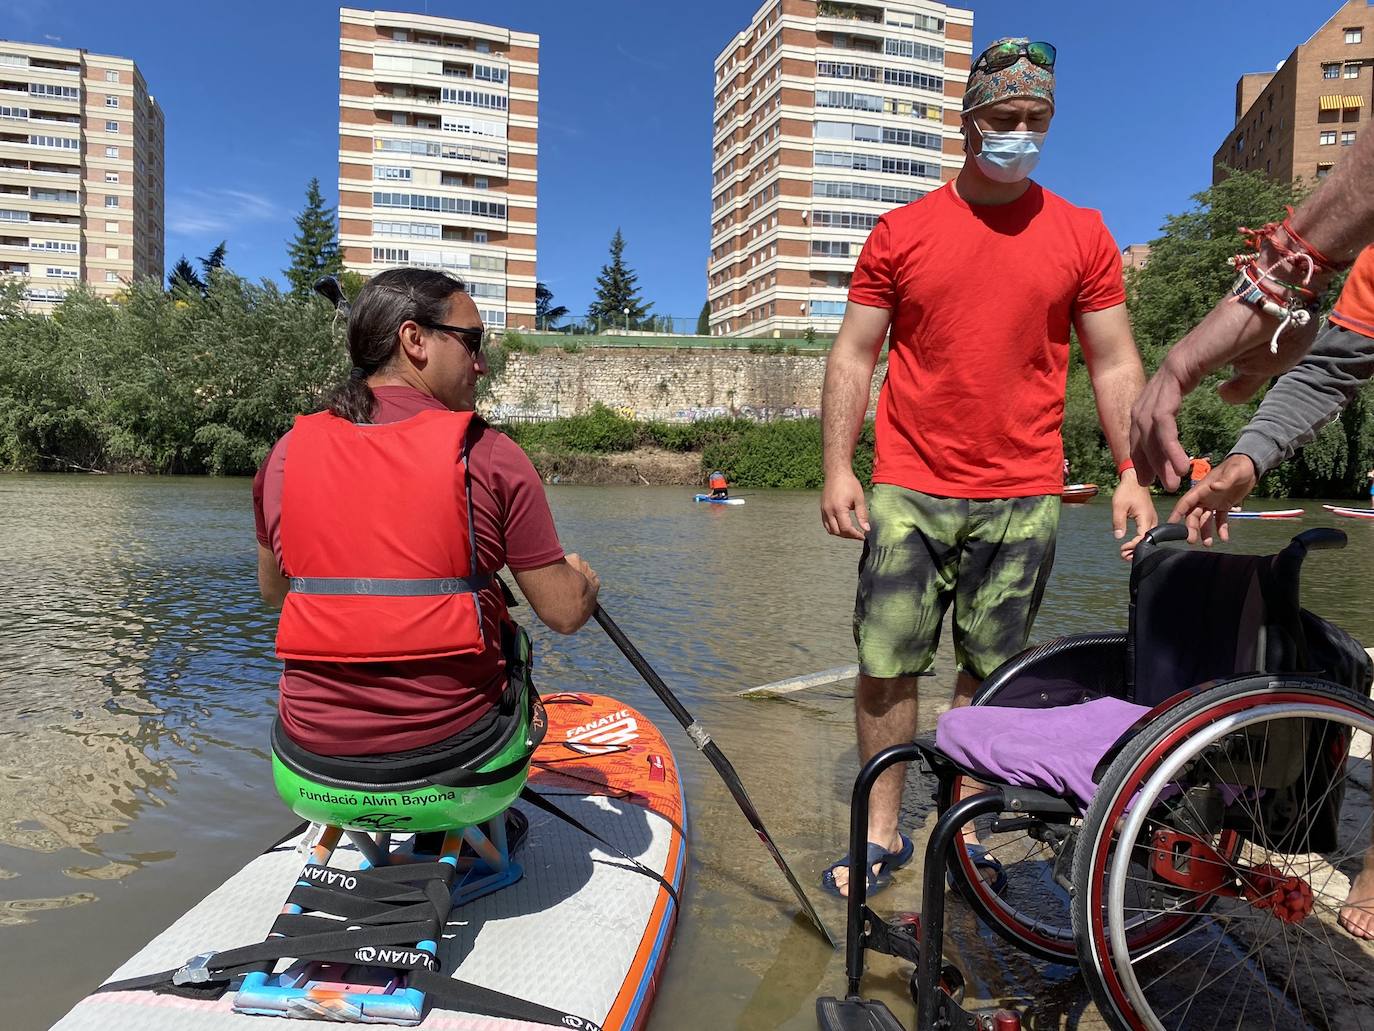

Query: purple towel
[936,697,1151,808]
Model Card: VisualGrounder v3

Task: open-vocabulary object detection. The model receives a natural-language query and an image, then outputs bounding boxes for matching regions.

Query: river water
[2,475,1372,1030]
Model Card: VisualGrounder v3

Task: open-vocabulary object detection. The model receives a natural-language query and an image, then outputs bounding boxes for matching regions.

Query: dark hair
[324,268,467,423]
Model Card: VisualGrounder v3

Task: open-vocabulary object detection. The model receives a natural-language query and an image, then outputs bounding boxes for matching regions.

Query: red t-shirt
[1330,245,1374,339]
[848,182,1126,498]
[253,386,565,755]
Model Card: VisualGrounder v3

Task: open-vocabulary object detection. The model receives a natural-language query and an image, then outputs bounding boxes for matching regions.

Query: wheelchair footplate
[817,908,1023,1031]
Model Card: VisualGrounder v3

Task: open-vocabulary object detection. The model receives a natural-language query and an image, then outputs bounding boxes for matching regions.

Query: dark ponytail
[323,268,467,423]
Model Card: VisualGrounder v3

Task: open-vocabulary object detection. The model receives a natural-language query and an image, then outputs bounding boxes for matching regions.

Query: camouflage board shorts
[853,484,1060,680]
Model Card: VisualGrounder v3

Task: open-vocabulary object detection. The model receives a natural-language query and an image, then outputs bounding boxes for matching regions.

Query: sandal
[948,843,1007,897]
[820,834,914,898]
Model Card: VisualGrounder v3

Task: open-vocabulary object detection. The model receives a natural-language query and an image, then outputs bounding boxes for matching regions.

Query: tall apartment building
[337,8,537,331]
[1213,0,1373,185]
[0,40,164,311]
[708,0,972,338]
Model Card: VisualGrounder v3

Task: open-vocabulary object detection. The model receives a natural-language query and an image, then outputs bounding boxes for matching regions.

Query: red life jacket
[709,472,728,490]
[275,408,497,663]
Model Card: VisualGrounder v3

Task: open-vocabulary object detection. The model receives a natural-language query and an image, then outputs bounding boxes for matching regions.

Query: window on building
[1317,162,1334,179]
[1346,28,1363,44]
[105,120,119,132]
[1324,63,1341,79]
[105,145,119,157]
[105,245,118,258]
[1321,130,1337,145]
[1346,63,1362,79]
[1343,130,1358,145]
[106,270,119,282]
[392,29,408,41]
[473,230,487,244]
[105,220,118,232]
[105,195,119,208]
[473,176,488,189]
[105,70,119,82]
[105,171,119,182]
[105,95,118,108]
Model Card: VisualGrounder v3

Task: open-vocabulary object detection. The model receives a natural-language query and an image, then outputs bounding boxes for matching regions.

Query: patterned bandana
[962,37,1056,115]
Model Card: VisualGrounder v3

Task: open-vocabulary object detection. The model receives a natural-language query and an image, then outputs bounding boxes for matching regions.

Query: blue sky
[0,0,1350,318]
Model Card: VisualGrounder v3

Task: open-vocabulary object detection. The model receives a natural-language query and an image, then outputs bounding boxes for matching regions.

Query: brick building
[1213,0,1373,185]
[0,40,164,311]
[337,8,538,330]
[707,0,973,338]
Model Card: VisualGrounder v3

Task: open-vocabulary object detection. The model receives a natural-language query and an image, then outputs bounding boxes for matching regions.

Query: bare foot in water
[1340,862,1374,940]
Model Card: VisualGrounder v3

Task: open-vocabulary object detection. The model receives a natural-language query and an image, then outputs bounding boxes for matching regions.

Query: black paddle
[593,605,837,948]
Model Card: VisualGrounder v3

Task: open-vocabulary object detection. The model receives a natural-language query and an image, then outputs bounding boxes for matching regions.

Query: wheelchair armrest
[974,632,1128,709]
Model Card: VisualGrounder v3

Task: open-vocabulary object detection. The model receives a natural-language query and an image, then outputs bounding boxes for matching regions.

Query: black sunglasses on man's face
[421,321,485,358]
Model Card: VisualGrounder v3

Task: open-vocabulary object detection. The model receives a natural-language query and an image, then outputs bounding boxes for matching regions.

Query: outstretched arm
[1132,130,1374,487]
[1170,323,1374,544]
[1076,303,1156,558]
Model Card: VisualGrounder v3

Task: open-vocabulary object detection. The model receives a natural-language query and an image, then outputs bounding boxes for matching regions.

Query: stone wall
[485,346,883,422]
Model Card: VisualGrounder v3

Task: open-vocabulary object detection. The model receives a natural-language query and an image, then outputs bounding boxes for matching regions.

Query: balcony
[817,2,883,24]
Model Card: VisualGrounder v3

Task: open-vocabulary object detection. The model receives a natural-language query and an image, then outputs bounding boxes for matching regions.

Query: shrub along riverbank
[502,404,875,489]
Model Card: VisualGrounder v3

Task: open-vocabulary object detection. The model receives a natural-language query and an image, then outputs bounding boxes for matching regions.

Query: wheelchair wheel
[940,770,1079,961]
[940,774,1232,965]
[1072,676,1374,1031]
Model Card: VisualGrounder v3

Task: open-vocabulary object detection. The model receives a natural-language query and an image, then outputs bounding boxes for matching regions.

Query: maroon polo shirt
[253,386,565,755]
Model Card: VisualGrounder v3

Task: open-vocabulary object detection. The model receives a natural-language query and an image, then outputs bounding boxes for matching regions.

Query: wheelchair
[818,524,1374,1031]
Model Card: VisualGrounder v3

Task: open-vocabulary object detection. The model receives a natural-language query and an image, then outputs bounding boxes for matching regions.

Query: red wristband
[1116,459,1135,475]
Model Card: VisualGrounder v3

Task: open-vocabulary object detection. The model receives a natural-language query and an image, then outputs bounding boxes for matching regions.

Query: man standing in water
[818,39,1156,896]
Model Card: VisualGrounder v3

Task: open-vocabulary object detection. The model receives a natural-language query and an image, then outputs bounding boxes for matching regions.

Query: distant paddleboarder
[708,470,730,499]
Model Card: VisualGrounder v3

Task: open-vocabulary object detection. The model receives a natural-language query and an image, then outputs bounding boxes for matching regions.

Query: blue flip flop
[821,834,914,898]
[949,843,1007,897]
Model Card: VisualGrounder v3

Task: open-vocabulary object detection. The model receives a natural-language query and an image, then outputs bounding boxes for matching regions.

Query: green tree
[1126,168,1306,366]
[587,229,652,330]
[199,240,227,279]
[696,300,711,336]
[284,177,343,297]
[0,275,342,474]
[167,256,203,294]
[535,281,568,331]
[1060,168,1366,497]
[338,269,367,304]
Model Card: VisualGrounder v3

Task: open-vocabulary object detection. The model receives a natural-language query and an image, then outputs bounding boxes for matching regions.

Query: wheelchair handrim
[1088,693,1374,1031]
[945,772,1077,959]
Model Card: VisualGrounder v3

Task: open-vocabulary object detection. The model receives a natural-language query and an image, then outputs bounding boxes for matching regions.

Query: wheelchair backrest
[1126,528,1371,707]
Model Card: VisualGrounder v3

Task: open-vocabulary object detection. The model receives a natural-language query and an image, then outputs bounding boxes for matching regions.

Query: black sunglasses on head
[421,321,484,357]
[971,40,1056,76]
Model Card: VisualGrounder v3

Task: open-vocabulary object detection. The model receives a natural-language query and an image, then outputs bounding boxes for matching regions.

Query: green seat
[271,690,536,834]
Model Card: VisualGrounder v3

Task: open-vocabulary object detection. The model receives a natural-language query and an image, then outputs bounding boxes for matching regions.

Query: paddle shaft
[593,605,836,948]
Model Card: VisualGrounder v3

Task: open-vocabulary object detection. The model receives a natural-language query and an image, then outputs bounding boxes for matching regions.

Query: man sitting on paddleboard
[1166,245,1374,940]
[252,268,599,782]
[818,38,1156,898]
[708,470,730,499]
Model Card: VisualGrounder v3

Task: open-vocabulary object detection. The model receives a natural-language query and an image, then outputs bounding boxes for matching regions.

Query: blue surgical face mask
[973,128,1047,183]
